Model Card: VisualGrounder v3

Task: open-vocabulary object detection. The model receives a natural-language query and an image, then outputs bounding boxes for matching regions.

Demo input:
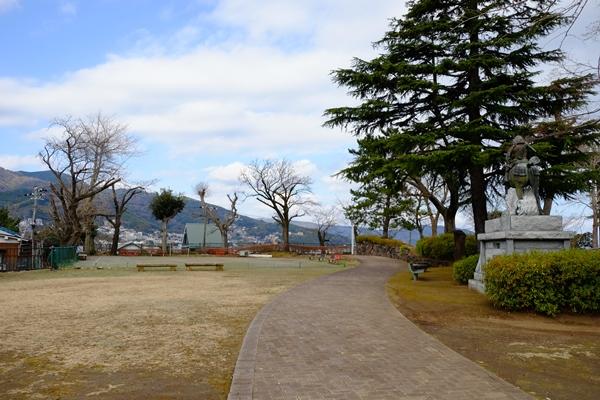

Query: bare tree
[310,206,338,246]
[40,114,137,246]
[196,183,239,249]
[98,182,147,255]
[240,159,314,251]
[79,114,137,254]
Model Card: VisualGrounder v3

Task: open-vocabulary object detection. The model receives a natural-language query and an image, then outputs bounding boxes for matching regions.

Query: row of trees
[325,0,600,242]
[35,114,331,252]
[37,118,332,253]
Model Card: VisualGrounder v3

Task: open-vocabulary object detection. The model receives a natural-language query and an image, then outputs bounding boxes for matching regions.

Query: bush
[485,250,600,316]
[453,254,479,284]
[465,235,479,256]
[356,235,407,248]
[416,233,478,261]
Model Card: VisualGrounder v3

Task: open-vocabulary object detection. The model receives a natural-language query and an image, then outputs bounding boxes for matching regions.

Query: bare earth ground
[386,266,600,400]
[0,255,349,400]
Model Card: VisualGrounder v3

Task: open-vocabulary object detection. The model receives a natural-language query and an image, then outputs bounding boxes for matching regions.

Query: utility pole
[351,224,356,255]
[202,205,208,250]
[25,187,47,269]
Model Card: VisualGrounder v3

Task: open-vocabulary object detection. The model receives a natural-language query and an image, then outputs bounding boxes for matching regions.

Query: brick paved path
[228,256,533,400]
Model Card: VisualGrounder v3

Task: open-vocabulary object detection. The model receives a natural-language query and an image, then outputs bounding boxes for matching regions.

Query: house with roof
[117,242,144,256]
[0,226,22,272]
[182,223,224,249]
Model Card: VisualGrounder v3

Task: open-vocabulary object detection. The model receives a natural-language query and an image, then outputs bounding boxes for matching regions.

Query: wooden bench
[408,261,431,281]
[136,264,177,272]
[185,263,224,271]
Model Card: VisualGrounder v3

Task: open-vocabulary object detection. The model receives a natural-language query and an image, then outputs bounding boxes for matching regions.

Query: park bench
[136,264,177,272]
[185,263,224,271]
[408,261,431,281]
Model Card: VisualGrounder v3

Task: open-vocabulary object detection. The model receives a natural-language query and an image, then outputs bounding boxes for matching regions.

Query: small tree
[0,207,20,232]
[240,159,314,251]
[99,183,146,255]
[196,183,239,249]
[311,206,338,247]
[150,189,186,254]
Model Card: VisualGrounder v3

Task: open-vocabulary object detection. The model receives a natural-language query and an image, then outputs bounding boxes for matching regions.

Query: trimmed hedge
[416,233,478,261]
[453,254,479,284]
[485,250,600,316]
[356,235,407,248]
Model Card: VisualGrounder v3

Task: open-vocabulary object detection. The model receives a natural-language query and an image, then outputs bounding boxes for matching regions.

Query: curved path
[228,256,532,400]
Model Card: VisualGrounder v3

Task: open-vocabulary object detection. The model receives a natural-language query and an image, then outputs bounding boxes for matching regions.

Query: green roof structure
[182,223,224,248]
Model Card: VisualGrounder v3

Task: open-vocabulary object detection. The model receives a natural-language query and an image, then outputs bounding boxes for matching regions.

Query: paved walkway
[228,256,533,400]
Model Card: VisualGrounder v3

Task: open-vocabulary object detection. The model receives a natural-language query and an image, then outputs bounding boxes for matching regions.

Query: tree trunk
[430,214,438,237]
[469,166,487,234]
[317,230,325,247]
[84,221,96,255]
[110,219,121,256]
[442,209,456,233]
[382,216,390,239]
[221,230,229,250]
[542,197,553,215]
[281,222,290,252]
[465,0,487,235]
[161,220,168,255]
[592,184,599,248]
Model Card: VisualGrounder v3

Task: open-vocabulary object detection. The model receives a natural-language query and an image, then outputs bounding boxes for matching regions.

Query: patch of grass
[387,265,600,400]
[0,256,350,399]
[388,267,490,312]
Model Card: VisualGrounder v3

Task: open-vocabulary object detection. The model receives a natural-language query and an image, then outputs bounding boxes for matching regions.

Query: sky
[0,0,598,229]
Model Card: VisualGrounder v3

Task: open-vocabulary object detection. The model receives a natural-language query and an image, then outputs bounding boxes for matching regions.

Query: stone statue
[504,135,542,215]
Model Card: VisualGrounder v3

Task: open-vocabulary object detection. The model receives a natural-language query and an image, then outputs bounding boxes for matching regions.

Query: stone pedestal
[468,215,574,293]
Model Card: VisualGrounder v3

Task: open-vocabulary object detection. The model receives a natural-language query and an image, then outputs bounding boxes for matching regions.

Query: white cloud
[0,0,404,215]
[0,154,43,170]
[59,1,77,16]
[292,159,318,177]
[0,0,407,160]
[0,0,18,14]
[205,161,246,183]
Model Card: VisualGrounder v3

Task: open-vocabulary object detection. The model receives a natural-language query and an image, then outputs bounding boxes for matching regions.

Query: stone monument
[468,136,574,293]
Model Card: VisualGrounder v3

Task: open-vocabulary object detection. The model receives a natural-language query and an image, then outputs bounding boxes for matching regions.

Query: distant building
[117,242,143,256]
[182,223,224,249]
[0,226,22,271]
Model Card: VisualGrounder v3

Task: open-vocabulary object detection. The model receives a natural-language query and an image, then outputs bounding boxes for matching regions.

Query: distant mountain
[0,167,350,245]
[0,167,49,192]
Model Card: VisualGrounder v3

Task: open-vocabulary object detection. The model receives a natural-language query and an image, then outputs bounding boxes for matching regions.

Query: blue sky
[0,0,598,229]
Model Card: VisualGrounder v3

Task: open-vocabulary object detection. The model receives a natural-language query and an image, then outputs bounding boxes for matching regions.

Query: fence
[48,246,78,269]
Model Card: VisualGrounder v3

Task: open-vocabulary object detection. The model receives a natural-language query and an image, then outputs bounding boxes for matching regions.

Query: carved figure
[505,136,542,215]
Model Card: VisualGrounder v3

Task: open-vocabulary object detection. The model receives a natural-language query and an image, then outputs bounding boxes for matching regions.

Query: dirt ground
[387,266,600,400]
[0,256,347,400]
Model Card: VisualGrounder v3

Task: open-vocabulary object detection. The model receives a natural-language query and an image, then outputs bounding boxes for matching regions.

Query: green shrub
[356,235,407,248]
[485,250,600,316]
[453,254,479,284]
[465,235,479,256]
[415,233,479,261]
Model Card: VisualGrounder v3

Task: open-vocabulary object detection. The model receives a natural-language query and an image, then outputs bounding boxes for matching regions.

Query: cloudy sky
[0,0,598,227]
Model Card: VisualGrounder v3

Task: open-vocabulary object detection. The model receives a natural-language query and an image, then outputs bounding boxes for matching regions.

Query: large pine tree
[326,0,599,233]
